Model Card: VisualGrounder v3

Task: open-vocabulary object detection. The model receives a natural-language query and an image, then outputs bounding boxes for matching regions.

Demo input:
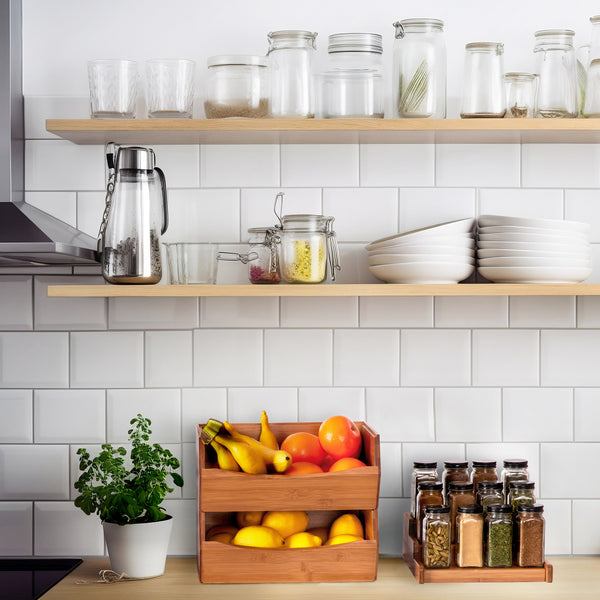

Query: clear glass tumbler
[88,59,138,118]
[146,59,196,118]
[504,72,536,118]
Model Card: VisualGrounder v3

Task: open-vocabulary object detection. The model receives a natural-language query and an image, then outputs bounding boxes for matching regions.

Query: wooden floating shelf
[45,117,600,145]
[47,283,600,298]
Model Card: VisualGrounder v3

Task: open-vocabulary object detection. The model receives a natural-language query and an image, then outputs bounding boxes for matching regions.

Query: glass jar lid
[327,32,383,54]
[534,29,575,48]
[465,41,504,54]
[504,72,536,81]
[394,18,444,38]
[267,30,317,50]
[207,55,268,68]
[280,213,333,231]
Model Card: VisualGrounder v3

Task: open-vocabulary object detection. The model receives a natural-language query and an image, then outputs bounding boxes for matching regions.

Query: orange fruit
[281,432,325,465]
[318,415,362,460]
[285,461,324,475]
[328,457,367,472]
[320,454,336,471]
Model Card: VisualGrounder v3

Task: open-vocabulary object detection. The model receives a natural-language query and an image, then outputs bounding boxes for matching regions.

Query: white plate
[477,240,591,252]
[369,244,475,257]
[478,225,589,240]
[368,235,475,251]
[478,232,591,245]
[369,253,475,266]
[478,214,590,234]
[477,247,591,259]
[369,261,475,284]
[478,265,592,283]
[478,256,591,268]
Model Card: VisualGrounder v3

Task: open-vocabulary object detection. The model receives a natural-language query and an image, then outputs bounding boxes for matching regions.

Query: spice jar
[501,459,529,501]
[392,18,446,118]
[471,460,498,489]
[442,461,469,503]
[508,480,536,514]
[422,505,451,568]
[534,29,578,118]
[460,42,506,118]
[516,504,545,567]
[504,72,537,118]
[484,504,513,568]
[410,461,438,518]
[476,480,504,512]
[448,482,476,543]
[267,30,317,118]
[416,481,443,542]
[456,504,484,568]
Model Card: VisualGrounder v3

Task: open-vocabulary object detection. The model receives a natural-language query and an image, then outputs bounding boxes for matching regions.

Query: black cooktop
[0,558,82,600]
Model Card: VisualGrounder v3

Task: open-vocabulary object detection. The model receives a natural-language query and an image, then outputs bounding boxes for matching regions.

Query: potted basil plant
[74,414,184,579]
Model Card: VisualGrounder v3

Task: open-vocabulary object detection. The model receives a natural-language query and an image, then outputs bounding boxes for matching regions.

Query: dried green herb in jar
[485,504,513,567]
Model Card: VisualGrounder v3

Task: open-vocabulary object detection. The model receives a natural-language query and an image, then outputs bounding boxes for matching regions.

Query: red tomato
[281,432,325,465]
[328,457,367,472]
[318,415,362,460]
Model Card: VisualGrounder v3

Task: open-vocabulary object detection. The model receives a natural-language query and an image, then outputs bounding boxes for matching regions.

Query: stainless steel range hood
[0,0,99,267]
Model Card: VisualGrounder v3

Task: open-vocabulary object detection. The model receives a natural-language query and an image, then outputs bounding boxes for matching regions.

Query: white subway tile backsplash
[574,388,600,441]
[576,296,600,328]
[281,297,357,328]
[25,95,88,139]
[359,297,433,328]
[541,443,600,498]
[162,499,197,555]
[359,143,434,187]
[435,296,508,328]
[379,443,403,497]
[0,391,32,442]
[145,331,193,388]
[0,332,68,388]
[565,189,600,243]
[181,388,227,442]
[401,329,470,387]
[227,388,298,422]
[298,388,365,422]
[334,329,399,387]
[472,330,539,386]
[378,497,408,557]
[435,388,502,442]
[335,243,378,284]
[541,330,600,386]
[154,145,200,188]
[0,276,32,330]
[181,442,196,499]
[25,191,77,227]
[76,191,105,237]
[0,445,69,500]
[0,502,32,556]
[478,188,564,220]
[201,297,279,328]
[540,499,572,555]
[281,144,358,187]
[34,389,105,443]
[108,297,199,330]
[265,329,332,386]
[510,296,575,328]
[573,500,600,554]
[71,332,144,388]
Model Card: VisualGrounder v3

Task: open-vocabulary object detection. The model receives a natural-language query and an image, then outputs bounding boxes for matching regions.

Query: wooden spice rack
[402,513,553,584]
[195,421,381,583]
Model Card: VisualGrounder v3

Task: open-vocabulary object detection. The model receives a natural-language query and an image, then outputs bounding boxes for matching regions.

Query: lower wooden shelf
[402,513,552,584]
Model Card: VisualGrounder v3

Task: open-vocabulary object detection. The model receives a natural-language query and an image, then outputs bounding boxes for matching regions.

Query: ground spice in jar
[448,481,476,543]
[471,460,498,489]
[485,504,513,567]
[516,504,545,567]
[416,481,444,542]
[456,504,483,568]
[442,461,469,503]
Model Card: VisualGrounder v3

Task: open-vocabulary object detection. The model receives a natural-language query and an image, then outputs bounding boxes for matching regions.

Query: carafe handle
[97,143,118,255]
[155,167,169,235]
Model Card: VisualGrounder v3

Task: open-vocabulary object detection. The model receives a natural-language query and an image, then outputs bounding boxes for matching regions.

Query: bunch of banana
[202,412,292,475]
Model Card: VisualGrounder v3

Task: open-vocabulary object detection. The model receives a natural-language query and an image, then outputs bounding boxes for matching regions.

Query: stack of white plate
[366,218,476,283]
[477,215,592,283]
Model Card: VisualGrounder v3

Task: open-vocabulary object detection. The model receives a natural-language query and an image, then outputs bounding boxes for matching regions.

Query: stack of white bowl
[366,218,476,283]
[477,215,592,283]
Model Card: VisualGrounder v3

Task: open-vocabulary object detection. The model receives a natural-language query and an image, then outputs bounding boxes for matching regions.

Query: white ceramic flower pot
[102,516,173,579]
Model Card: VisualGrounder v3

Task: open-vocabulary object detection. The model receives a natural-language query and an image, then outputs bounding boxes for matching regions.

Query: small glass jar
[416,481,443,542]
[484,504,513,568]
[422,505,451,568]
[247,228,281,284]
[448,482,476,543]
[460,42,506,118]
[204,55,270,118]
[410,461,438,518]
[508,480,536,514]
[442,461,469,503]
[501,459,529,501]
[534,29,578,118]
[583,58,600,117]
[477,480,504,512]
[504,72,536,118]
[471,460,498,489]
[278,214,340,283]
[456,504,484,568]
[516,504,545,567]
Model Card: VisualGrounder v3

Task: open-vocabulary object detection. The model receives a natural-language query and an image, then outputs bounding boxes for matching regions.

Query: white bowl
[477,240,591,253]
[369,261,475,284]
[478,214,590,234]
[478,232,591,245]
[478,256,591,268]
[478,225,589,240]
[478,265,592,283]
[369,253,475,266]
[369,244,475,257]
[368,235,475,251]
[477,247,591,259]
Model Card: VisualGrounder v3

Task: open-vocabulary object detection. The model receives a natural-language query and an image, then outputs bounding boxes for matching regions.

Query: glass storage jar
[267,30,317,118]
[448,481,476,543]
[484,504,513,567]
[471,460,498,489]
[476,480,504,512]
[392,18,446,118]
[247,227,281,284]
[501,459,529,501]
[508,480,536,514]
[516,504,545,567]
[204,55,270,118]
[410,461,438,518]
[504,72,537,118]
[456,504,484,568]
[460,42,506,118]
[442,460,469,503]
[416,481,443,542]
[534,29,578,118]
[422,505,451,568]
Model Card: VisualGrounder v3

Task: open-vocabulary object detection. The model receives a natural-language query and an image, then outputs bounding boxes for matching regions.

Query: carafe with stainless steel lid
[98,144,169,284]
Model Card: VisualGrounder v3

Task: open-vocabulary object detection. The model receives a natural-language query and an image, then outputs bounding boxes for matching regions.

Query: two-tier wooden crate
[196,421,380,583]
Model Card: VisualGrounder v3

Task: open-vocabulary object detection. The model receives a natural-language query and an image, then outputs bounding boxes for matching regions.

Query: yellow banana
[214,433,268,475]
[259,410,279,451]
[223,421,292,473]
[210,438,240,472]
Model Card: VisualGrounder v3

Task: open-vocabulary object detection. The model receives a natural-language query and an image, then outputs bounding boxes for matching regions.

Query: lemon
[329,513,364,539]
[232,525,285,548]
[261,511,309,539]
[324,534,364,546]
[284,532,323,548]
[306,526,329,545]
[206,525,238,539]
[208,531,235,544]
[236,510,265,528]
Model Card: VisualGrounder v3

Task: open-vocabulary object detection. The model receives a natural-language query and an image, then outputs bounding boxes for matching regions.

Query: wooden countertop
[41,557,600,599]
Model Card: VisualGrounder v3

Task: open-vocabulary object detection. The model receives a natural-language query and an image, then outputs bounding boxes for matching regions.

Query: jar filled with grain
[508,480,536,514]
[516,504,545,567]
[410,461,438,518]
[442,461,469,503]
[501,459,529,501]
[448,481,476,543]
[476,480,504,512]
[416,481,444,542]
[422,505,451,568]
[471,460,498,489]
[484,504,513,567]
[456,504,484,568]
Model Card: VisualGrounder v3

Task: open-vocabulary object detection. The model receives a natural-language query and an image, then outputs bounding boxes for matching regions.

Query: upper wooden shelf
[47,283,600,298]
[45,118,600,145]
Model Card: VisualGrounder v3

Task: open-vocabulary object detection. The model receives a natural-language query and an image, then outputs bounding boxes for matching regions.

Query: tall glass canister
[267,30,317,117]
[392,18,446,118]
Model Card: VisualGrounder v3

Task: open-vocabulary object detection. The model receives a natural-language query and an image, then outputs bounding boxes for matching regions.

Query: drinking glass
[146,59,196,118]
[88,59,138,118]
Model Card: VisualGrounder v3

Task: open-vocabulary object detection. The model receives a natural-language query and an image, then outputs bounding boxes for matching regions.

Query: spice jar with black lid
[501,459,529,501]
[456,504,484,568]
[508,480,536,514]
[484,504,513,568]
[422,505,451,568]
[516,504,545,567]
[471,460,498,489]
[416,481,443,542]
[448,481,476,543]
[477,480,504,512]
[442,460,469,503]
[410,461,438,518]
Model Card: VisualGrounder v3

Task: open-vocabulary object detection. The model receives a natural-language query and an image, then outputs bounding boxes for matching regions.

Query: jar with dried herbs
[516,504,545,567]
[416,481,443,542]
[476,480,504,512]
[442,461,469,503]
[484,504,513,568]
[410,461,438,518]
[508,480,536,514]
[501,459,529,501]
[471,460,498,489]
[456,504,484,568]
[448,481,476,544]
[422,505,451,568]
